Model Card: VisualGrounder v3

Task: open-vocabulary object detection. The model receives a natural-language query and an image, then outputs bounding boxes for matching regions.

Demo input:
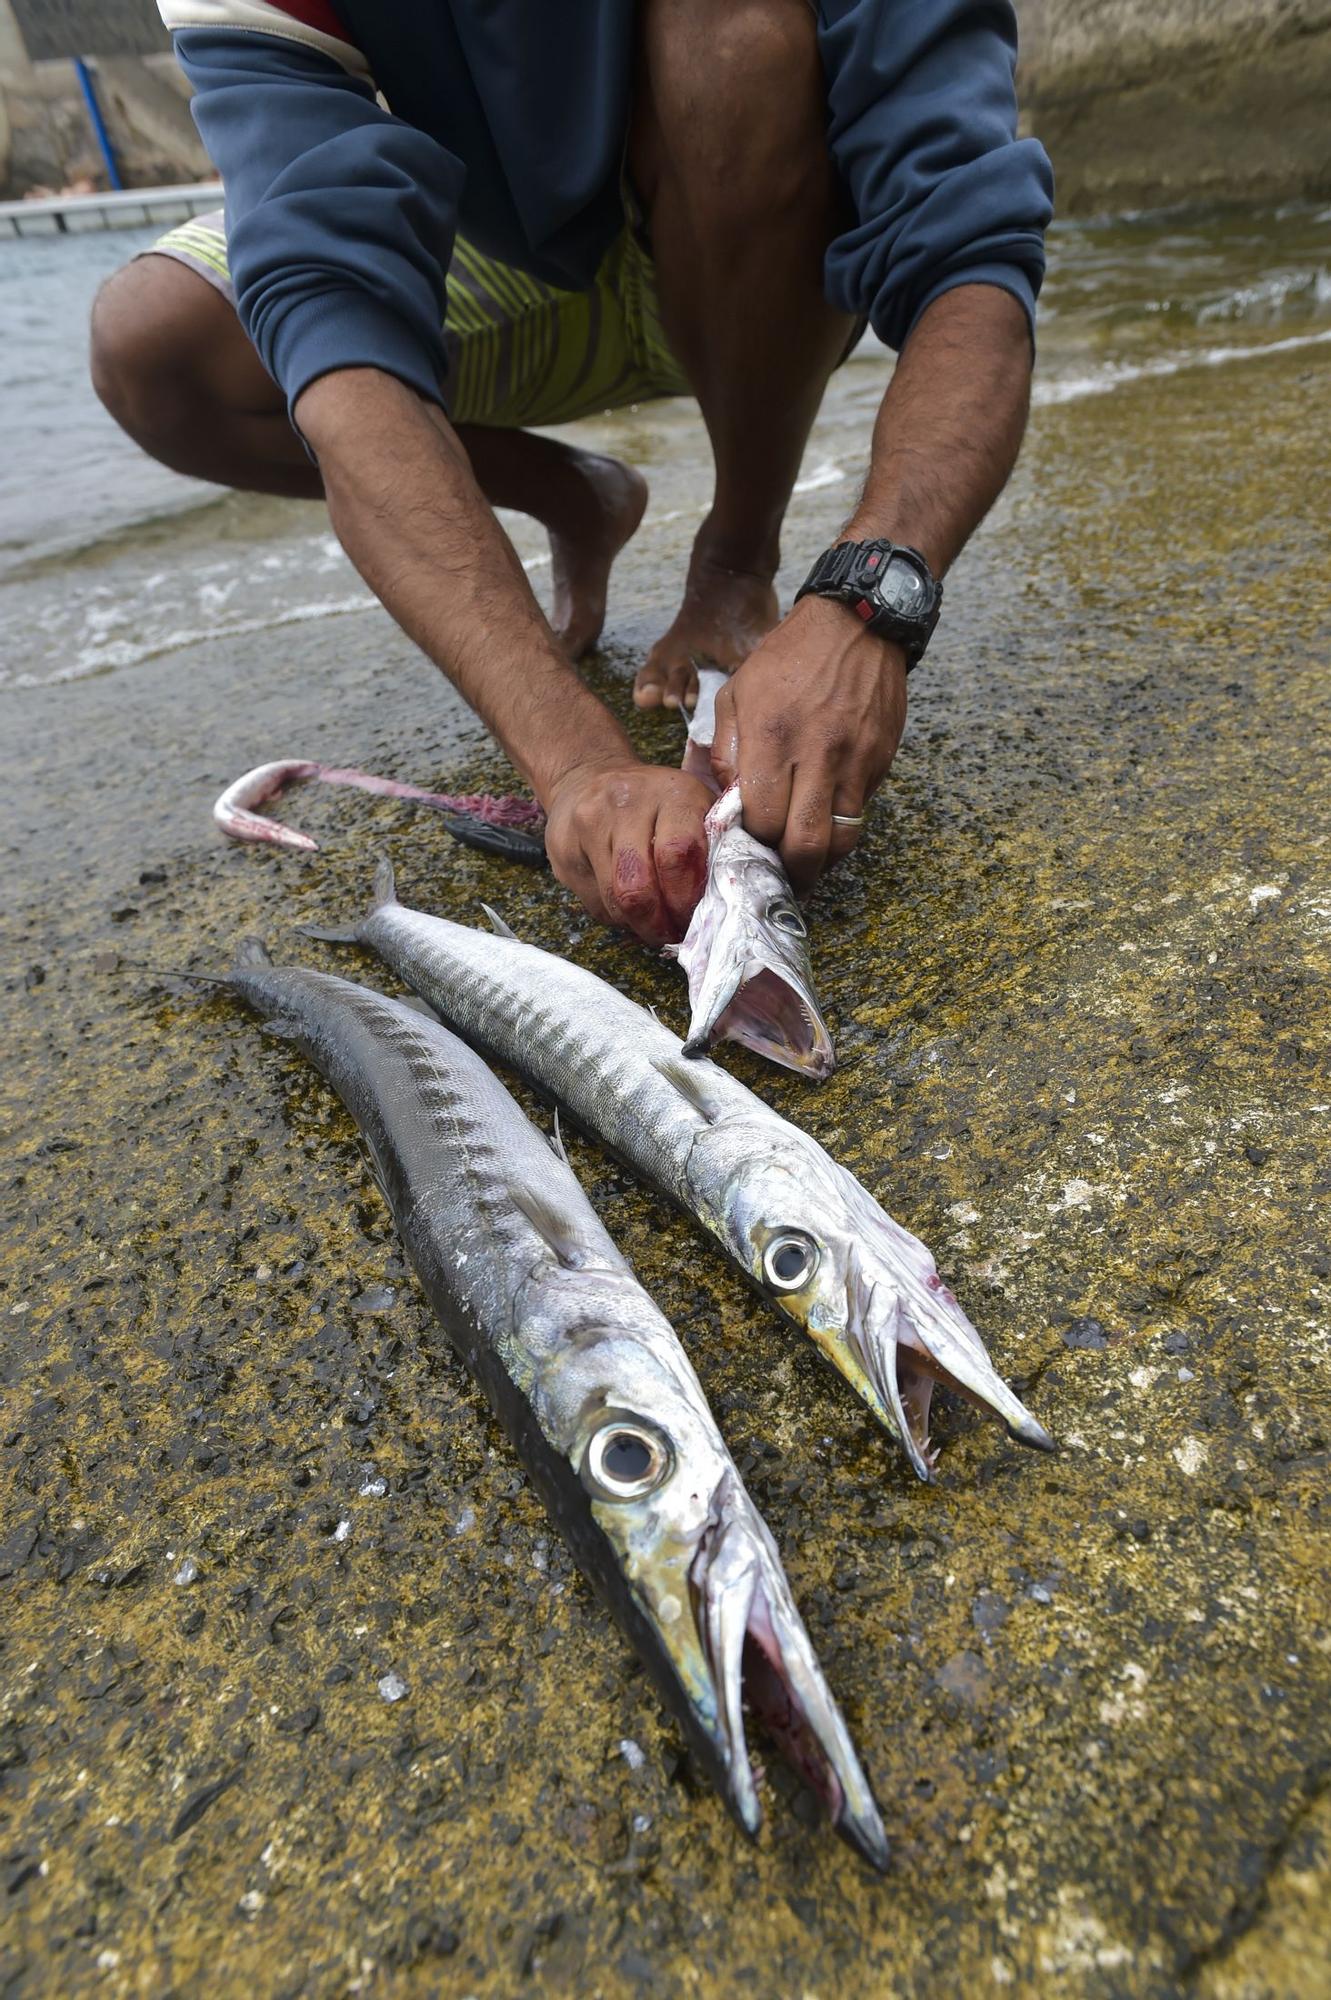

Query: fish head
[566,1371,887,1866]
[722,1146,1053,1480]
[673,789,834,1079]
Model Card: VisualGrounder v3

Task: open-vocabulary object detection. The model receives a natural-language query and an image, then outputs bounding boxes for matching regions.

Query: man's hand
[543,762,713,944]
[708,285,1034,892]
[710,593,907,893]
[297,371,707,944]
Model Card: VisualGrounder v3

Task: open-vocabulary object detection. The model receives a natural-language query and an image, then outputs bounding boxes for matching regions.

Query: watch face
[878,555,929,618]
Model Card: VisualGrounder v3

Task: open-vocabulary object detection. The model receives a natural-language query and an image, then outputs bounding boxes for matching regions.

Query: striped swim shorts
[142,209,691,429]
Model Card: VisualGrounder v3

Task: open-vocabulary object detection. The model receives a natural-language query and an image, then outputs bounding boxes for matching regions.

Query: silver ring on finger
[830,812,865,828]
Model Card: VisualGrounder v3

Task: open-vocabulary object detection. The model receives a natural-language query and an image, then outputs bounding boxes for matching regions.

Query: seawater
[0,202,1328,689]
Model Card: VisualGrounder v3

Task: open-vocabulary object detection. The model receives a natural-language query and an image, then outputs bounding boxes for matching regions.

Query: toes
[633,663,668,709]
[635,656,699,711]
[665,660,700,712]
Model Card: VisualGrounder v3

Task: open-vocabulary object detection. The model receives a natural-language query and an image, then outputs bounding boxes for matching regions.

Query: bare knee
[92,259,188,442]
[91,256,275,459]
[635,0,829,225]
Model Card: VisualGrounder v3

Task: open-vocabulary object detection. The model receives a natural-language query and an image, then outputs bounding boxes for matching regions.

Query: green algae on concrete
[3,312,1331,1997]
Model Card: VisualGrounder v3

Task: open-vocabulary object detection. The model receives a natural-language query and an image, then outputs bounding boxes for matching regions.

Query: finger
[826,780,868,866]
[602,805,670,945]
[735,749,795,853]
[548,833,613,928]
[710,683,739,789]
[575,879,614,927]
[729,697,799,849]
[652,793,709,939]
[779,766,835,896]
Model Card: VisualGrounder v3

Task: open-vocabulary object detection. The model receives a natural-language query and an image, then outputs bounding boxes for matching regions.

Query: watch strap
[796,538,941,670]
[799,541,861,596]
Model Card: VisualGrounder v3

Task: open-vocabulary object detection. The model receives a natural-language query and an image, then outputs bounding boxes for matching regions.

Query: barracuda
[210,668,831,1080]
[308,865,1054,1481]
[673,668,835,1078]
[212,944,887,1865]
[212,668,833,1076]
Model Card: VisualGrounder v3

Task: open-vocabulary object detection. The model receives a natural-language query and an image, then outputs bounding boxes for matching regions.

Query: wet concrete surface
[3,287,1331,1994]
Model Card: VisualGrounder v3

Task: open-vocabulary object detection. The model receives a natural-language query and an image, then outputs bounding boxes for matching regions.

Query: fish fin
[371,855,398,909]
[298,921,361,945]
[302,855,398,946]
[261,1017,303,1044]
[481,904,519,940]
[232,937,273,972]
[358,1132,392,1208]
[549,1107,570,1166]
[398,994,441,1024]
[651,1055,727,1124]
[511,1185,588,1269]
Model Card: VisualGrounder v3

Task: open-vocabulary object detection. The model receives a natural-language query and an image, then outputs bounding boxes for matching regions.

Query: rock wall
[0,53,209,197]
[8,0,167,61]
[1019,0,1331,210]
[2,2,1329,209]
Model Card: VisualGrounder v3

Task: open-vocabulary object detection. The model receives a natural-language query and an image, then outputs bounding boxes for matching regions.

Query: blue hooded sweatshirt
[161,0,1053,419]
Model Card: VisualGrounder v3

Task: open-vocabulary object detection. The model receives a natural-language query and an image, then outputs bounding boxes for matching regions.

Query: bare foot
[635,554,779,710]
[548,453,648,659]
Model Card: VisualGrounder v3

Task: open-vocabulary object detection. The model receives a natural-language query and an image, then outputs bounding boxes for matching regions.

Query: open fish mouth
[683,963,835,1078]
[843,1253,1055,1482]
[655,1474,888,1869]
[672,785,835,1078]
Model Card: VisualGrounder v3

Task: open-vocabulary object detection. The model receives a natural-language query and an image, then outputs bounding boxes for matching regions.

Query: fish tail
[300,855,397,946]
[232,937,274,972]
[299,921,361,944]
[371,854,398,909]
[123,960,231,988]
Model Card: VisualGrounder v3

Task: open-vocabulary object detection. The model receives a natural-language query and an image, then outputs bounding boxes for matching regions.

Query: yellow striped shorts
[143,209,690,428]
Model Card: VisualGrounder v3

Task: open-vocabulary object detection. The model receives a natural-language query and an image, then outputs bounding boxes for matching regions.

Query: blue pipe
[73,56,124,193]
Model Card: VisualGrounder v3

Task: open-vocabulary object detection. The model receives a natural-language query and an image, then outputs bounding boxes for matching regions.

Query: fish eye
[762,1230,820,1292]
[769,899,807,938]
[583,1420,673,1501]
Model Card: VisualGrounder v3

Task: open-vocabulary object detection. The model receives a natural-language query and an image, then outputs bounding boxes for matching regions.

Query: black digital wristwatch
[795,538,942,670]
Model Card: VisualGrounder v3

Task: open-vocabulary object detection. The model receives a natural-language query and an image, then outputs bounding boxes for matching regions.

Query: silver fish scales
[308,864,1054,1482]
[217,942,887,1865]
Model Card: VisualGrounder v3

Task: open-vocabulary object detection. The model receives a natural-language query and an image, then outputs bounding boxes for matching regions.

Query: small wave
[0,482,228,582]
[1035,327,1331,406]
[5,592,381,688]
[4,550,555,689]
[793,461,847,494]
[1195,268,1330,326]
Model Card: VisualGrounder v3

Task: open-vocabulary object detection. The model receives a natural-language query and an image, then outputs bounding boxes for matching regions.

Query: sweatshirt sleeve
[170,22,465,417]
[818,0,1054,351]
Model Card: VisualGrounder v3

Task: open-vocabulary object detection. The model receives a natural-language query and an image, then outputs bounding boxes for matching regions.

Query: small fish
[672,669,834,1078]
[209,943,887,1865]
[213,759,546,861]
[309,866,1053,1481]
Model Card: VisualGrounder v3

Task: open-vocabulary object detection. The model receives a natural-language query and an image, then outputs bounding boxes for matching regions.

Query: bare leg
[90,256,645,657]
[457,427,646,659]
[628,0,856,709]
